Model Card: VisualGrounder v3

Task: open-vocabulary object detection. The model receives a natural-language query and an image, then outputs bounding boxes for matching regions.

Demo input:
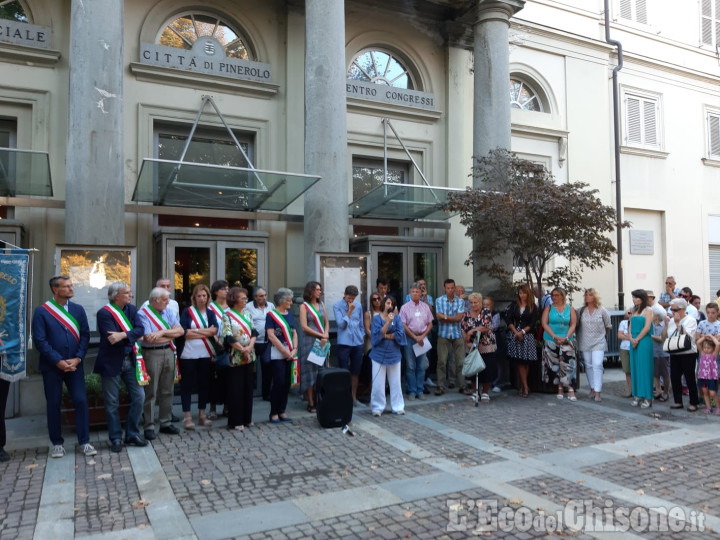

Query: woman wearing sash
[179,284,219,430]
[208,280,229,420]
[221,287,258,430]
[266,288,298,423]
[299,281,330,413]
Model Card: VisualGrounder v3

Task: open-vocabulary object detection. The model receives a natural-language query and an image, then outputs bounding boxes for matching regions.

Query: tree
[446,148,629,296]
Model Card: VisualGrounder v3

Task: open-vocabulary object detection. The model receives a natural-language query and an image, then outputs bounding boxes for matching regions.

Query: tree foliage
[446,148,629,295]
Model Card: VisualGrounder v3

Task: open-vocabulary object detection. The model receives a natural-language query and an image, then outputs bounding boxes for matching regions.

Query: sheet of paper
[412,337,432,356]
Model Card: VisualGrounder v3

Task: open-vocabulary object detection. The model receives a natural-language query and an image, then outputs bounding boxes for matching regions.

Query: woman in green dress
[629,289,654,408]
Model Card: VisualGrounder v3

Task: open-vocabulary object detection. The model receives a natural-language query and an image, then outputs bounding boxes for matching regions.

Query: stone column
[303,0,349,279]
[472,0,524,294]
[65,0,124,245]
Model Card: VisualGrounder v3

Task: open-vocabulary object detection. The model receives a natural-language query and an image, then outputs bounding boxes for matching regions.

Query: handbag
[211,336,231,368]
[462,345,486,377]
[662,324,691,353]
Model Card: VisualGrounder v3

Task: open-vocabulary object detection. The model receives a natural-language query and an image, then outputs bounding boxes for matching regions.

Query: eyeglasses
[679,294,688,298]
[670,308,682,312]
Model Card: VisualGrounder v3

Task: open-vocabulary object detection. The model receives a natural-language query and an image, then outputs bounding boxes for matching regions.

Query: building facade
[0,0,522,415]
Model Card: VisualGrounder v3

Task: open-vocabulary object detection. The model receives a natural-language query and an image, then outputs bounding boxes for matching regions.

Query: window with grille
[623,93,660,148]
[701,0,720,46]
[619,0,648,24]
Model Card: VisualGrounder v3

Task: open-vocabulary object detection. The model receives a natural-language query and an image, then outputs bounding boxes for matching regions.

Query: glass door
[218,241,266,298]
[371,244,443,305]
[168,240,213,313]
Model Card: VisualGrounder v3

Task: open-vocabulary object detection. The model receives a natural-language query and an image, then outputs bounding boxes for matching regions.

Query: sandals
[670,404,683,409]
[568,389,577,402]
[307,405,317,414]
[704,407,712,415]
[198,413,212,427]
[658,394,668,402]
[207,411,218,421]
[687,405,698,412]
[480,393,490,402]
[183,416,195,430]
[640,399,652,409]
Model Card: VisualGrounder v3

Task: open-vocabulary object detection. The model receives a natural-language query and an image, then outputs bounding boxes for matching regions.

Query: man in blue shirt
[333,285,365,404]
[434,279,466,395]
[137,287,184,440]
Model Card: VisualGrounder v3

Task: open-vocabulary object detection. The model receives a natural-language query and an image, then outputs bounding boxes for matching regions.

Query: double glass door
[371,245,442,305]
[166,239,266,311]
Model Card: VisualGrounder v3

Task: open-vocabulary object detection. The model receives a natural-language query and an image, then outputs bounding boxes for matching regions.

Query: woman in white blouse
[577,288,612,402]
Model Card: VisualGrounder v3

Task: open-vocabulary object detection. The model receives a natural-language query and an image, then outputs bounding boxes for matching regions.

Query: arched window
[0,1,29,22]
[348,49,416,90]
[510,78,543,112]
[158,12,252,60]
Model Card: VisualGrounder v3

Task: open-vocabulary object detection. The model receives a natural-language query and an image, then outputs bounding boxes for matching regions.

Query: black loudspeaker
[315,367,353,428]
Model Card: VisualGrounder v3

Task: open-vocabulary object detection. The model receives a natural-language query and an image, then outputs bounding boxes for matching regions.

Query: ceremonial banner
[0,253,29,382]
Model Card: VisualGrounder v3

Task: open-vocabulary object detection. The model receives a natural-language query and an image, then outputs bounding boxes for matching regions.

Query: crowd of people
[3,272,717,461]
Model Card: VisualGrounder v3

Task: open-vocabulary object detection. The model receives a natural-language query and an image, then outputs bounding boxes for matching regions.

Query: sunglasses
[671,308,682,312]
[371,297,381,301]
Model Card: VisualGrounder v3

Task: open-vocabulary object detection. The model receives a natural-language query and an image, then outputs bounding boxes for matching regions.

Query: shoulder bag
[662,323,691,353]
[462,335,486,377]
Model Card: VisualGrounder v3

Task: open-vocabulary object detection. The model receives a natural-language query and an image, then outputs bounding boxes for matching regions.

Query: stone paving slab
[364,411,503,467]
[581,440,720,520]
[411,392,673,456]
[74,447,149,536]
[152,418,438,518]
[229,487,596,540]
[509,475,713,538]
[0,448,46,540]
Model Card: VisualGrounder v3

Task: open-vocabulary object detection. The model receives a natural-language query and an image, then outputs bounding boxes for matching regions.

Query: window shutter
[709,246,720,298]
[626,97,641,143]
[702,0,714,45]
[709,114,720,157]
[715,0,720,45]
[635,0,648,24]
[642,99,657,146]
[620,0,632,20]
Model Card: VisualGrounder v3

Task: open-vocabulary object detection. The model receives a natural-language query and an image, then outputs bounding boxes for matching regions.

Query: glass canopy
[0,148,53,197]
[133,158,320,211]
[349,182,461,221]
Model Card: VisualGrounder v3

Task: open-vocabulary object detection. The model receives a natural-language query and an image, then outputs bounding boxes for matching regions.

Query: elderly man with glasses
[95,282,147,452]
[658,276,680,309]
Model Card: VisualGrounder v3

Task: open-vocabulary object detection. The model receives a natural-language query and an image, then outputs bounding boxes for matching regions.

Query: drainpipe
[604,0,624,310]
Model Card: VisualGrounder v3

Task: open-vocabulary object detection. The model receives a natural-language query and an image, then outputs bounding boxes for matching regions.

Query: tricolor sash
[268,309,294,353]
[140,305,181,383]
[227,308,252,337]
[103,303,150,386]
[42,299,80,342]
[188,306,214,358]
[303,301,325,332]
[208,301,225,321]
[268,309,298,387]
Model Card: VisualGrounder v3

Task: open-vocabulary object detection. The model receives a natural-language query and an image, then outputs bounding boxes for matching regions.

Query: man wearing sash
[333,285,365,405]
[246,286,275,401]
[138,287,184,439]
[31,275,96,458]
[95,282,147,452]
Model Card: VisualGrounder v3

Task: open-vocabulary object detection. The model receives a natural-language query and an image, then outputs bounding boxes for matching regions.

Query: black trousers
[670,352,699,406]
[255,342,272,400]
[269,359,291,417]
[226,363,254,428]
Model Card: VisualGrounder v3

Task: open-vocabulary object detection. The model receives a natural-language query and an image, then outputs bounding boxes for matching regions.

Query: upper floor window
[707,111,720,159]
[158,12,251,60]
[347,49,415,90]
[510,78,543,112]
[619,0,648,24]
[701,0,720,47]
[623,91,660,148]
[0,1,29,22]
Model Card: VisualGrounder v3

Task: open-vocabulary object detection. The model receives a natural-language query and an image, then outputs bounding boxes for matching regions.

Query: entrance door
[166,238,266,311]
[372,244,442,304]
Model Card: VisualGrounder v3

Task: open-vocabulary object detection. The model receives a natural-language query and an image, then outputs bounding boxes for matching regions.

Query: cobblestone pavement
[412,391,673,456]
[230,487,595,540]
[73,447,149,535]
[153,416,436,517]
[5,369,720,539]
[0,448,46,540]
[582,440,720,519]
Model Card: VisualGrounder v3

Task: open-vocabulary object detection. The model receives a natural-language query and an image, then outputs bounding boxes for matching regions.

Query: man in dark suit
[31,274,95,458]
[95,282,147,452]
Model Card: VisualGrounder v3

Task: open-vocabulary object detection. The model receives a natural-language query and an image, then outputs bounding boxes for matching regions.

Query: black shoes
[143,429,156,440]
[171,413,180,423]
[124,435,148,447]
[110,440,123,453]
[0,449,9,462]
[159,424,180,435]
